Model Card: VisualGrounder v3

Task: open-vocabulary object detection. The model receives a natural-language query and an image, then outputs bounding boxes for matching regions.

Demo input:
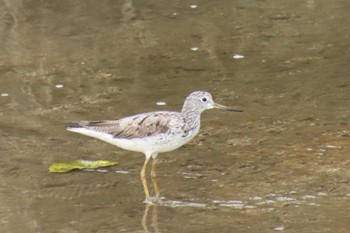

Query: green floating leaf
[49,160,119,173]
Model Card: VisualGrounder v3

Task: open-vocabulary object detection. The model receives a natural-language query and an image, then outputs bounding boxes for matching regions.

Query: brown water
[1,0,349,232]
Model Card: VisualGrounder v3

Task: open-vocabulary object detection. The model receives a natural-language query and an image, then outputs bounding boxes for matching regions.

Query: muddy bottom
[0,0,349,232]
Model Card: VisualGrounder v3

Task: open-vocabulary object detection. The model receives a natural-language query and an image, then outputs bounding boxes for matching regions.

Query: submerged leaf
[49,160,119,173]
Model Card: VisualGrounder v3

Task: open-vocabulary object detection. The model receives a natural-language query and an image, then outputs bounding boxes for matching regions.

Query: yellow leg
[141,157,150,201]
[151,158,160,198]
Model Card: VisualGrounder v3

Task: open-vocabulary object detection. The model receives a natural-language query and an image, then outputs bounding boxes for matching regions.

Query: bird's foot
[143,195,163,205]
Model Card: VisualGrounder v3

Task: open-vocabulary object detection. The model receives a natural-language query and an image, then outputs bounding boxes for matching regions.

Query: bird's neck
[181,104,202,130]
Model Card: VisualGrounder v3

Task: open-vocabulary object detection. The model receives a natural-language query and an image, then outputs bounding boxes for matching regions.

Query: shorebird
[67,91,242,203]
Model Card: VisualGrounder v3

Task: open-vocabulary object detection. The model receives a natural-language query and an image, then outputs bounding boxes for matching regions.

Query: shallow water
[0,0,349,232]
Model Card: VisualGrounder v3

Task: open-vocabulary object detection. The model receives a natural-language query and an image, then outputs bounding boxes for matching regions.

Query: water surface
[0,0,349,232]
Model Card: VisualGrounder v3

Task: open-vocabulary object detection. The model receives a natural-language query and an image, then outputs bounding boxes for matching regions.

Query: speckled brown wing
[68,112,177,139]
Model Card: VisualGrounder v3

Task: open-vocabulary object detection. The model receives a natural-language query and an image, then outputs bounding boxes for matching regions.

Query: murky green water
[0,0,349,232]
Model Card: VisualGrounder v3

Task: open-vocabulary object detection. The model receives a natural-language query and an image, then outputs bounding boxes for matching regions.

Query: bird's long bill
[213,103,243,112]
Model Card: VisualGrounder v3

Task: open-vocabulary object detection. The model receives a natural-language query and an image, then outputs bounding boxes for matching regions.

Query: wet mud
[0,0,349,232]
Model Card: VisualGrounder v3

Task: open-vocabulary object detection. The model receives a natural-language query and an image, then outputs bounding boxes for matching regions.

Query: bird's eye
[202,97,207,102]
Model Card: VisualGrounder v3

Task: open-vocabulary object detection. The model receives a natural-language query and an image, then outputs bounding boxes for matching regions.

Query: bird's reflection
[140,199,208,232]
[142,203,160,233]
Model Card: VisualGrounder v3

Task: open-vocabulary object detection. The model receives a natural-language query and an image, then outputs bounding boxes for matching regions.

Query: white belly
[67,127,198,156]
